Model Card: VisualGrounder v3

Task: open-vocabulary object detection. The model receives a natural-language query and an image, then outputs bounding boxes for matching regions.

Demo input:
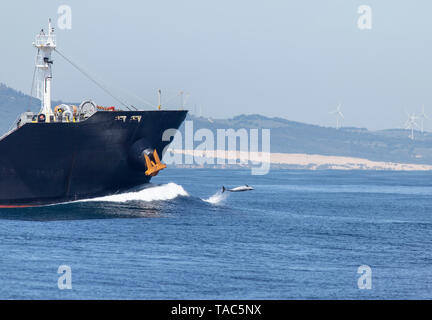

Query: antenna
[157,89,161,110]
[329,103,344,129]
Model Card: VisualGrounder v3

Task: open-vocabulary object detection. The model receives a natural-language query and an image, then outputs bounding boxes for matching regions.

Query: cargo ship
[0,20,187,207]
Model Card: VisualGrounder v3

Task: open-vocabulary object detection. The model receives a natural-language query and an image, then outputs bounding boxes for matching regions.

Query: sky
[0,0,432,130]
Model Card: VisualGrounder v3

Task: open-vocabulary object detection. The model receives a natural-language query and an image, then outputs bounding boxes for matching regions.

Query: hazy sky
[1,0,432,130]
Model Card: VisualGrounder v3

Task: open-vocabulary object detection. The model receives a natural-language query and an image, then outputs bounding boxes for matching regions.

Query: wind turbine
[405,112,420,140]
[157,89,162,110]
[420,104,429,133]
[330,103,344,129]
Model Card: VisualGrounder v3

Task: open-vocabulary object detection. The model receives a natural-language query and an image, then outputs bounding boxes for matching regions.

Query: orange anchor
[143,149,167,176]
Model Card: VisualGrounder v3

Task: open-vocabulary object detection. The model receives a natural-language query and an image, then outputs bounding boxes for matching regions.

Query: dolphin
[222,185,254,193]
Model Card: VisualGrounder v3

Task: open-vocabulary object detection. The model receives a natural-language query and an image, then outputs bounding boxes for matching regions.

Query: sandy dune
[169,149,432,171]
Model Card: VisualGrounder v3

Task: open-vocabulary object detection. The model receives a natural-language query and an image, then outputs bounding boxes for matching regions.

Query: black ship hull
[0,110,187,207]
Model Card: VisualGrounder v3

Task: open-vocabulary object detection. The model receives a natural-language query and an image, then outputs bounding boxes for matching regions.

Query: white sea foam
[80,183,189,203]
[203,190,229,205]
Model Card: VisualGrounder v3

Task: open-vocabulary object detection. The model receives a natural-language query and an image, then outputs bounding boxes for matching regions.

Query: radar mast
[33,19,56,121]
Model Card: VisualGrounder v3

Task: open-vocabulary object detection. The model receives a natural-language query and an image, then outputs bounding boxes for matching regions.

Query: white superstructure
[33,19,56,122]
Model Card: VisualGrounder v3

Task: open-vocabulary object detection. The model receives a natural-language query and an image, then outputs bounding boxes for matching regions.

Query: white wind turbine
[420,104,429,133]
[405,112,420,140]
[330,103,344,129]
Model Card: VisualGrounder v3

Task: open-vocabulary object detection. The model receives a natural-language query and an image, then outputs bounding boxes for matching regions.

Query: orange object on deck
[144,150,167,176]
[96,106,116,111]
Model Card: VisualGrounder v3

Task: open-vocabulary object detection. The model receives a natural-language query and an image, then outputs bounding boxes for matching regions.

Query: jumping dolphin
[222,185,254,193]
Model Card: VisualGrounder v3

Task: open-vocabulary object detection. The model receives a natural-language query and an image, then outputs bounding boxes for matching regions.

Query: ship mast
[33,19,56,121]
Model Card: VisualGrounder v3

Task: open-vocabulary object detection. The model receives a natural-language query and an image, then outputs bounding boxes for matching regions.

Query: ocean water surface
[0,168,431,299]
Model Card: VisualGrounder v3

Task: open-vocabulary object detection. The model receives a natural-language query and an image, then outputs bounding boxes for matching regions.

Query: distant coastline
[169,149,432,171]
[3,83,432,167]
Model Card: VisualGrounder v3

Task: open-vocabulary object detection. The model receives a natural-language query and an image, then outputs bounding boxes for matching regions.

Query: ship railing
[35,54,46,67]
[0,113,29,141]
[7,114,21,132]
[34,34,56,47]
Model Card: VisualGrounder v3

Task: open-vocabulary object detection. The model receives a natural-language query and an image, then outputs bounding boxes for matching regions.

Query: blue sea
[0,168,431,299]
